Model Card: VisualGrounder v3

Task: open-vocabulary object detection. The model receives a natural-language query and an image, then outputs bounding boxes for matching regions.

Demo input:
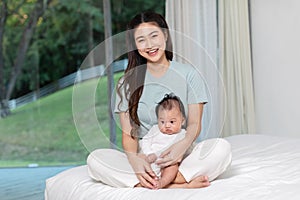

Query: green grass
[0,72,123,167]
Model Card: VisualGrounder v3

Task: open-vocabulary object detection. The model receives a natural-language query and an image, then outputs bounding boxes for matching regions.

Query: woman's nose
[145,38,153,48]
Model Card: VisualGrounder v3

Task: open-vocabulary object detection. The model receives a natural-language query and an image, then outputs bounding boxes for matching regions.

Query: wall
[250,0,300,137]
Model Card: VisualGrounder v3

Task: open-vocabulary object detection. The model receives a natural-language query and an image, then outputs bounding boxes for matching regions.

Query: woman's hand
[127,153,158,189]
[146,153,158,163]
[156,138,190,167]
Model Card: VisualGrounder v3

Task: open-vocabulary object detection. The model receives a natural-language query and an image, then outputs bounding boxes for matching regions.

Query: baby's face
[157,107,184,135]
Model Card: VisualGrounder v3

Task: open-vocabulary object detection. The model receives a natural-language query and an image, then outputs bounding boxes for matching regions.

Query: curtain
[166,0,223,139]
[166,0,256,138]
[218,0,255,136]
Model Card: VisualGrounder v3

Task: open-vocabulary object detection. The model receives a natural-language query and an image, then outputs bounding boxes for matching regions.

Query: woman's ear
[164,30,168,42]
[181,118,186,128]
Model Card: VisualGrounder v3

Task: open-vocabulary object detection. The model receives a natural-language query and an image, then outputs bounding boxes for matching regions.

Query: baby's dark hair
[155,93,186,120]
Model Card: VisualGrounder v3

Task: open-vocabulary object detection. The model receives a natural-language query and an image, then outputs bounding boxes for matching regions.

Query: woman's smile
[147,48,159,56]
[134,22,168,64]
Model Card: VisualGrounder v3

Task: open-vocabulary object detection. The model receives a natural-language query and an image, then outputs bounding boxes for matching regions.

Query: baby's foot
[187,176,210,188]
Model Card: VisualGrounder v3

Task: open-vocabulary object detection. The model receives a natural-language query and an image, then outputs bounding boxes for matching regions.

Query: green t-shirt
[115,61,208,138]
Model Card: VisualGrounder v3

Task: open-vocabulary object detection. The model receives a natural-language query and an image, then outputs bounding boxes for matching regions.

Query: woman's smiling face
[134,22,167,64]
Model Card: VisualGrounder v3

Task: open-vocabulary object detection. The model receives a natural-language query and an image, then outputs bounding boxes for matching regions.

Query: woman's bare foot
[187,176,210,188]
[134,180,159,189]
[163,175,210,189]
[135,183,142,187]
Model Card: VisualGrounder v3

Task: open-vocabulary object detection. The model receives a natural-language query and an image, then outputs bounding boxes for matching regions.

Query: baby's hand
[147,153,157,163]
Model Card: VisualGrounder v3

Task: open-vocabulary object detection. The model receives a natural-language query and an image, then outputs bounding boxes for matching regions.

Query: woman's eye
[152,34,158,38]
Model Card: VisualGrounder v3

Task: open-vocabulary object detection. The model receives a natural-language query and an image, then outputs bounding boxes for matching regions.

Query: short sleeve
[187,68,208,104]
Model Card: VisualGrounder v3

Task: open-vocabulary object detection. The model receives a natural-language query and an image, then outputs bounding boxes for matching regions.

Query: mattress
[45,134,300,200]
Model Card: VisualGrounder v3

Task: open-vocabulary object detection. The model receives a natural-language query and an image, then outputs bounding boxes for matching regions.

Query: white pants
[87,138,232,188]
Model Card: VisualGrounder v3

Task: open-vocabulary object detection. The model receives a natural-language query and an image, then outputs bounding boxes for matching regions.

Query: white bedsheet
[45,134,300,200]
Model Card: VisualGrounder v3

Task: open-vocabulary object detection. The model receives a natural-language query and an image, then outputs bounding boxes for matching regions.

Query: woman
[87,11,232,189]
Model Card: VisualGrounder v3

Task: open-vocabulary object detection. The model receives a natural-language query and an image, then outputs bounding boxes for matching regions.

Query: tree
[35,0,103,84]
[0,1,8,117]
[0,0,52,118]
[0,0,11,117]
[0,0,165,118]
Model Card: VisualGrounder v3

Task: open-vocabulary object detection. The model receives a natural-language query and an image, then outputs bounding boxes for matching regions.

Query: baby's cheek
[158,125,165,132]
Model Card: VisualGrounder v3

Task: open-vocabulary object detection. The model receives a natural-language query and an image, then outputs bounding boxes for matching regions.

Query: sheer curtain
[166,0,255,138]
[218,0,255,136]
[166,0,223,139]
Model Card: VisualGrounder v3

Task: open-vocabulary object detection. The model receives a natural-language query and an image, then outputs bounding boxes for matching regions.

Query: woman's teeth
[148,49,158,55]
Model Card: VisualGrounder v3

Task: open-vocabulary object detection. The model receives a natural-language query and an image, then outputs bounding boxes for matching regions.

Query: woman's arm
[120,112,138,154]
[119,112,158,189]
[184,103,204,145]
[156,103,204,167]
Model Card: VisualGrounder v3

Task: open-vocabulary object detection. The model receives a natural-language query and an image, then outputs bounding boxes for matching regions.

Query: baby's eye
[170,121,175,124]
[160,121,165,124]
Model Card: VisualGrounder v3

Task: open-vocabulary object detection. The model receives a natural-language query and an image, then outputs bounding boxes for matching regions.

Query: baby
[140,93,186,189]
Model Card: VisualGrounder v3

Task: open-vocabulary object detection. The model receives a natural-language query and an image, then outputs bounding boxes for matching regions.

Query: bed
[45,134,300,200]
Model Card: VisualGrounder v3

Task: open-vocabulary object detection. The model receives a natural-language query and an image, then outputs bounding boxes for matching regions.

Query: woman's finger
[138,176,152,188]
[159,148,171,158]
[138,174,157,189]
[144,164,157,178]
[157,160,173,168]
[155,154,173,165]
[144,171,158,188]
